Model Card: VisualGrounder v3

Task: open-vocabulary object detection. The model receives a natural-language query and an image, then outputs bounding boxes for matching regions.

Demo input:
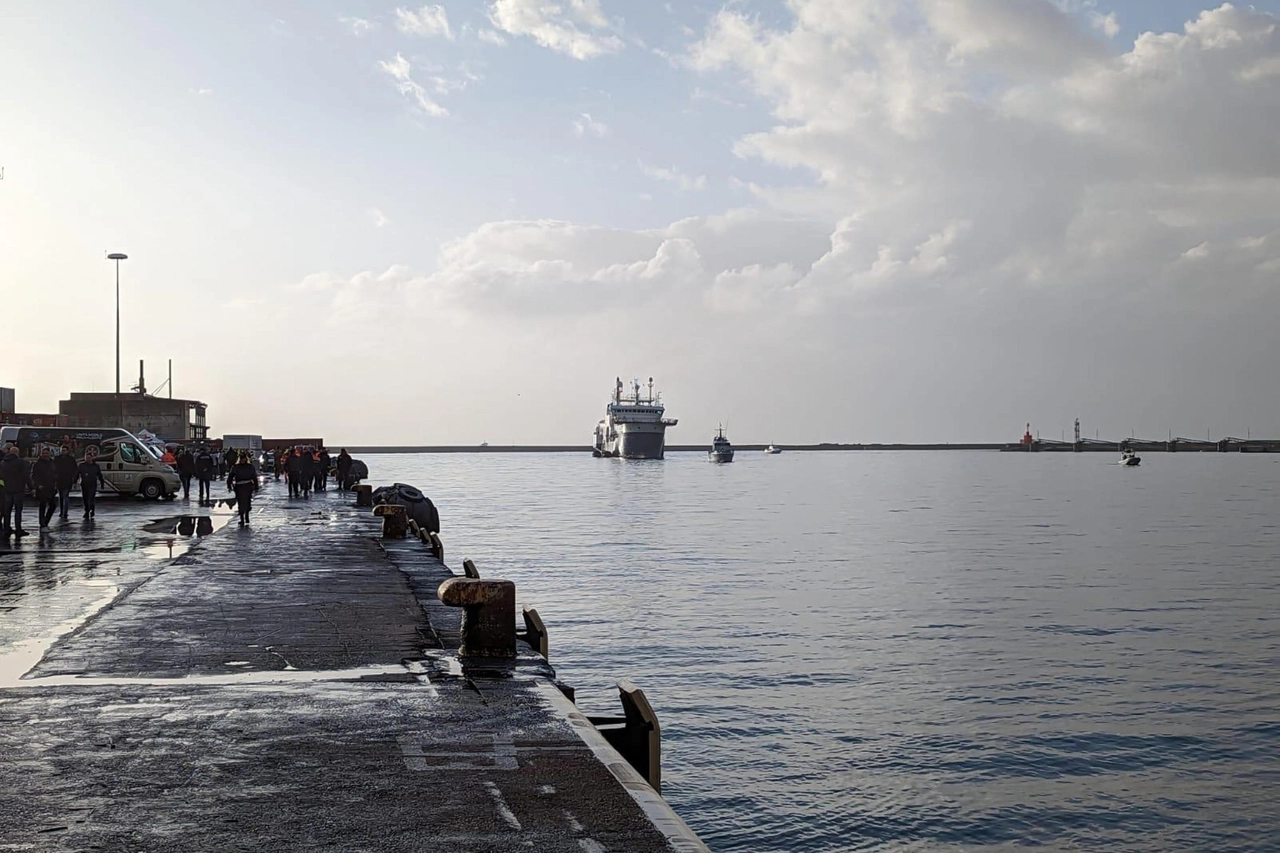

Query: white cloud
[1089,11,1120,38]
[368,208,390,228]
[640,162,707,192]
[379,53,449,117]
[572,112,609,137]
[395,5,453,39]
[340,16,377,36]
[1182,241,1210,260]
[477,28,508,46]
[488,0,624,60]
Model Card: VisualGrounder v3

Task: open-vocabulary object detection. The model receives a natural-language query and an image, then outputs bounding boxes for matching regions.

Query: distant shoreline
[340,440,1280,454]
[344,444,1007,454]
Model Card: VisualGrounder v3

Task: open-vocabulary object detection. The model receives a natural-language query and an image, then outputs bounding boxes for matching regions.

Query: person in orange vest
[160,447,177,466]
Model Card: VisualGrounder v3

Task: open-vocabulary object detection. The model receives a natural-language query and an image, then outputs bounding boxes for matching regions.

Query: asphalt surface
[0,479,707,852]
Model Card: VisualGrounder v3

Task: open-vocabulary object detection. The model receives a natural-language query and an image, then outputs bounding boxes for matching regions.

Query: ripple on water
[372,451,1280,852]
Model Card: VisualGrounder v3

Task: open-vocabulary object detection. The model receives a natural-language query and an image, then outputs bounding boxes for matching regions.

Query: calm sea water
[369,451,1280,853]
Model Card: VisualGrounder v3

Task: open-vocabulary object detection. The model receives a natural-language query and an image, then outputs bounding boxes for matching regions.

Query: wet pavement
[0,480,707,852]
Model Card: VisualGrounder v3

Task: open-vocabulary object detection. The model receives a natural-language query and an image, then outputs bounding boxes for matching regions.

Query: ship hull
[614,427,667,460]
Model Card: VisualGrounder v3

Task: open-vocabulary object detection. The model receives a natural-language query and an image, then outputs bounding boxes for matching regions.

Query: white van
[0,426,182,500]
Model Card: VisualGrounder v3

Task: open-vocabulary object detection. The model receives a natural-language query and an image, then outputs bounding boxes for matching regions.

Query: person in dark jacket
[54,445,79,520]
[335,449,353,492]
[286,449,302,497]
[315,449,331,492]
[222,448,237,478]
[78,449,107,519]
[195,447,215,502]
[175,448,196,500]
[298,448,315,497]
[227,451,259,526]
[1,445,33,537]
[31,446,58,531]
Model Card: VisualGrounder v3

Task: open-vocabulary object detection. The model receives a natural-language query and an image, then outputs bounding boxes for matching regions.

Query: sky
[2,0,1279,445]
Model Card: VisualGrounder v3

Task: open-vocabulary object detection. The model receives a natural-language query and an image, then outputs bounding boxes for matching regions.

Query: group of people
[0,442,108,536]
[168,446,227,503]
[273,446,355,498]
[2,440,359,537]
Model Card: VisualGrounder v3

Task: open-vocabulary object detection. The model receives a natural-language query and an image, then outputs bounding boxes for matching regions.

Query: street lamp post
[107,253,128,395]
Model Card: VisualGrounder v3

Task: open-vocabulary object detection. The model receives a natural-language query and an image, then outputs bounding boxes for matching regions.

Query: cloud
[340,16,377,36]
[640,162,707,191]
[368,208,390,228]
[488,0,624,60]
[379,53,449,117]
[477,28,508,46]
[298,3,1280,440]
[395,5,453,39]
[572,112,609,137]
[1089,11,1120,38]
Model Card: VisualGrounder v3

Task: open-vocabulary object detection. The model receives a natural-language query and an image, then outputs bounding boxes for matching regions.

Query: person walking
[286,448,302,497]
[175,447,195,500]
[195,447,215,503]
[227,451,259,526]
[77,449,107,519]
[298,447,315,498]
[55,444,79,520]
[1,444,33,537]
[32,446,58,531]
[316,448,331,492]
[335,448,353,492]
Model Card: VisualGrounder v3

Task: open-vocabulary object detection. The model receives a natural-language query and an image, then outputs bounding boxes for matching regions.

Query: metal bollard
[373,503,408,539]
[462,558,481,579]
[428,531,444,563]
[354,484,373,507]
[437,577,516,658]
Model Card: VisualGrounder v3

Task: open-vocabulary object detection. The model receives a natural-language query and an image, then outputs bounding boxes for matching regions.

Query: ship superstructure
[592,377,677,460]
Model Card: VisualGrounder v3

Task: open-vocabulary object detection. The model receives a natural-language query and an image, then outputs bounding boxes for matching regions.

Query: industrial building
[58,392,210,443]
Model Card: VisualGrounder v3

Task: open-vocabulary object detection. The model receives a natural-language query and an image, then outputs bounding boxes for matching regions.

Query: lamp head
[107,253,128,260]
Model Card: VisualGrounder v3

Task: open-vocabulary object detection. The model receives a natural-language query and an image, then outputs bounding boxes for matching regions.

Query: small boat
[1118,449,1141,466]
[708,426,734,463]
[764,444,782,455]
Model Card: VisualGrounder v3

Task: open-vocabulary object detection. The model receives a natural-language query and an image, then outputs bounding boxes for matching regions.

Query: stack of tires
[372,482,440,534]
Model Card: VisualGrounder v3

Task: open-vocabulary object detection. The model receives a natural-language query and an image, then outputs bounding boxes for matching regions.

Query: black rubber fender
[395,483,425,503]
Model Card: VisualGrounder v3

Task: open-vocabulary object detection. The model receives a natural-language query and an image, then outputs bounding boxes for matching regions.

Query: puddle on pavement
[0,584,122,687]
[2,662,440,691]
[138,512,235,560]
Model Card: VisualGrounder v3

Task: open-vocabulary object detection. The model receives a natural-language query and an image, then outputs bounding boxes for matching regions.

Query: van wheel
[140,479,165,500]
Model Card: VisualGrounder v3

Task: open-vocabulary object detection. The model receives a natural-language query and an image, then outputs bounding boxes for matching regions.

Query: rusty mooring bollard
[374,503,408,539]
[437,577,516,658]
[354,484,373,507]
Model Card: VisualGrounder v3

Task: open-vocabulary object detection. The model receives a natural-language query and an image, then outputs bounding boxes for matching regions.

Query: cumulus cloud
[306,3,1280,438]
[488,0,624,60]
[395,5,453,39]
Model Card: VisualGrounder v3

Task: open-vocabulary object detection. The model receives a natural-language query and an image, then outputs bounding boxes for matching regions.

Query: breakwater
[344,440,1280,454]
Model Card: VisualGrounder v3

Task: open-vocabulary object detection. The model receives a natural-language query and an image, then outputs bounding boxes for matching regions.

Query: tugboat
[708,426,734,463]
[592,377,678,460]
[1118,449,1141,467]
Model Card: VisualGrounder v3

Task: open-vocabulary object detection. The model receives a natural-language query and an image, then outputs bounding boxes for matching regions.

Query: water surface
[371,451,1280,852]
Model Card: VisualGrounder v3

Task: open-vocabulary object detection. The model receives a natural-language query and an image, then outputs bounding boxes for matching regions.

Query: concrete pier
[0,483,707,851]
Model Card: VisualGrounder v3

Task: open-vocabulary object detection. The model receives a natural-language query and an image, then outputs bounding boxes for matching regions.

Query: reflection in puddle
[139,513,234,560]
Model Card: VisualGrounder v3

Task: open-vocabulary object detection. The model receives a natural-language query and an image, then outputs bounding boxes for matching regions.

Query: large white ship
[592,377,678,460]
